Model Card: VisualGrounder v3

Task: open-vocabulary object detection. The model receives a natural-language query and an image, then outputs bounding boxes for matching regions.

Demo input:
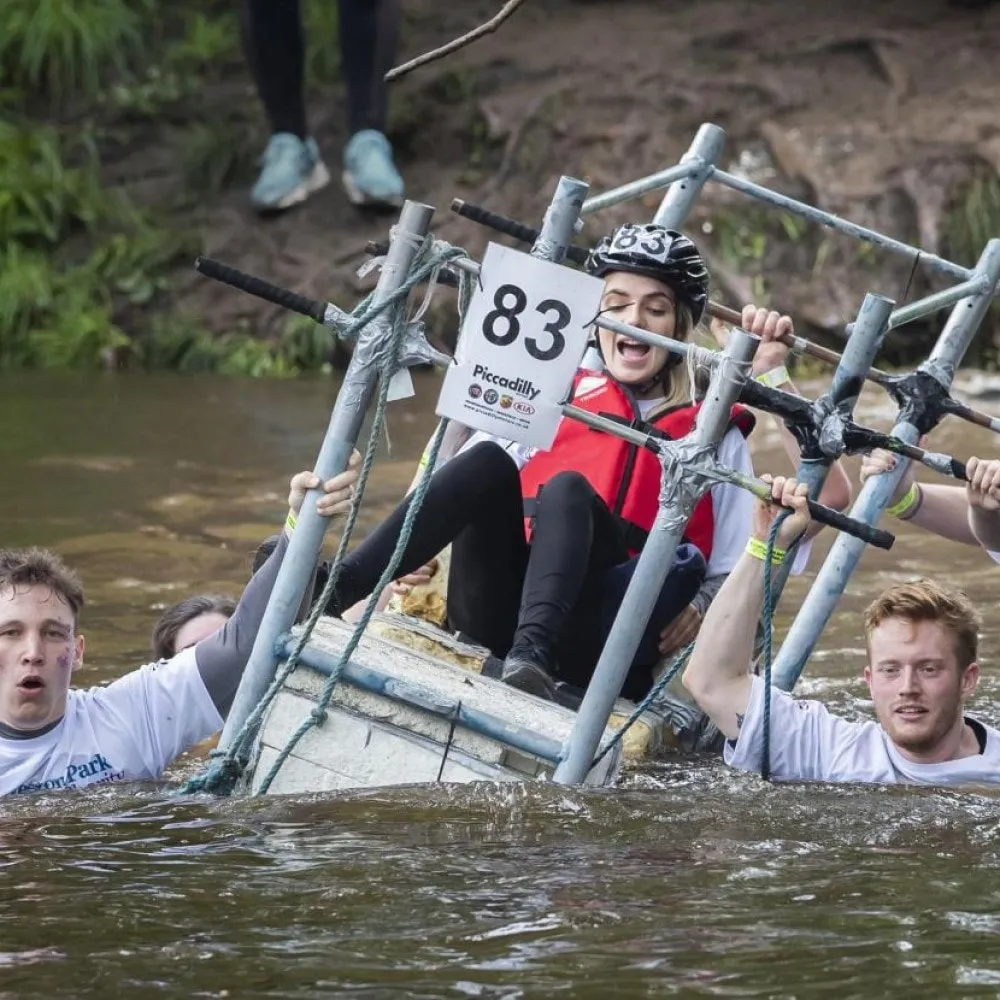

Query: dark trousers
[240,0,401,138]
[328,442,706,699]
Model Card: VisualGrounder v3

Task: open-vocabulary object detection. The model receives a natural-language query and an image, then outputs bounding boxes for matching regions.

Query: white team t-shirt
[0,648,222,798]
[725,674,1000,785]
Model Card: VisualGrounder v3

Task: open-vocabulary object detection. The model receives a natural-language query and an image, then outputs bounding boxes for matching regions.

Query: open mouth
[615,336,652,363]
[894,705,928,720]
[17,676,45,692]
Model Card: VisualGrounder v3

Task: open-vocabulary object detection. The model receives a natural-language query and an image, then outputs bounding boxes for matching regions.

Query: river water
[3,369,1000,998]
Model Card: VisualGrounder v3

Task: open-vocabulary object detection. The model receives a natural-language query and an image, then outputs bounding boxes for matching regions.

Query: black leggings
[328,442,706,699]
[240,0,401,139]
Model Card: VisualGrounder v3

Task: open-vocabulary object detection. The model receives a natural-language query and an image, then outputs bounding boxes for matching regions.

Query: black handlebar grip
[802,499,895,550]
[195,256,327,324]
[449,199,591,266]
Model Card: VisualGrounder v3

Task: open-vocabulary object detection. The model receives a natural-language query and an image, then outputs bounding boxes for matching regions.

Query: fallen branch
[384,0,530,83]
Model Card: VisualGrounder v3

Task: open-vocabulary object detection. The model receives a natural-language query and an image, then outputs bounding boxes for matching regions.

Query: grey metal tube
[845,277,989,338]
[772,239,1000,692]
[217,200,437,755]
[580,162,699,217]
[766,292,894,602]
[710,167,971,284]
[531,176,589,263]
[553,327,759,784]
[653,123,727,230]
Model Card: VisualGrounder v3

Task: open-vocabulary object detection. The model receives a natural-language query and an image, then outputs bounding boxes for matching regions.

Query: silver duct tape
[921,357,956,386]
[323,301,353,331]
[530,237,561,262]
[654,439,715,533]
[922,450,958,477]
[398,319,452,369]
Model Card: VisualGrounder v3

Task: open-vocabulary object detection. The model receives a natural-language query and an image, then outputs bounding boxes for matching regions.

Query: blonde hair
[863,578,981,669]
[657,302,699,408]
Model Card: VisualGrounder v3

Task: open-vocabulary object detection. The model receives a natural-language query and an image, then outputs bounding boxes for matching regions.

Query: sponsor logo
[484,388,499,405]
[471,364,542,401]
[468,383,482,399]
[499,394,513,409]
[513,400,535,415]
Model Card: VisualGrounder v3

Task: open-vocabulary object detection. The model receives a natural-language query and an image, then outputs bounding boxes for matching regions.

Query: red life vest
[519,370,755,558]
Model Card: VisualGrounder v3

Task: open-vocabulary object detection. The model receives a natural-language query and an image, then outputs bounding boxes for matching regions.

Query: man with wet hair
[682,475,1000,784]
[0,462,358,797]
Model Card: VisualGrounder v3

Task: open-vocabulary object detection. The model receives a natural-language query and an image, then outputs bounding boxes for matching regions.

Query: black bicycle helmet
[587,223,709,325]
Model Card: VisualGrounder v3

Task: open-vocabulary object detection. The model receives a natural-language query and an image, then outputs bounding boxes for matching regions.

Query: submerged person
[241,0,404,211]
[682,474,1000,785]
[0,462,359,798]
[310,224,756,702]
[151,594,237,662]
[860,448,1000,557]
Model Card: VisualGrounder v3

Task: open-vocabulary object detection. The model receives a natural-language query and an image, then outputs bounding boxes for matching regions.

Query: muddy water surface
[3,369,1000,998]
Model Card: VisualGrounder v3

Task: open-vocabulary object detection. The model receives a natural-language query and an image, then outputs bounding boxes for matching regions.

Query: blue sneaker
[342,129,404,208]
[250,133,330,212]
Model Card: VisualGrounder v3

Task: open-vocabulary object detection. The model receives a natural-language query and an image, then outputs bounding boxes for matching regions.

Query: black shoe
[501,650,558,701]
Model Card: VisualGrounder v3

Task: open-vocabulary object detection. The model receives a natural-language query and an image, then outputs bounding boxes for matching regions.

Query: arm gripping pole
[553,326,759,784]
[217,200,437,756]
[771,239,1000,693]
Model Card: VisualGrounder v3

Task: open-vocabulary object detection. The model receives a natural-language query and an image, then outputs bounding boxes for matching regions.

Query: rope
[589,640,695,770]
[178,236,472,797]
[759,513,788,782]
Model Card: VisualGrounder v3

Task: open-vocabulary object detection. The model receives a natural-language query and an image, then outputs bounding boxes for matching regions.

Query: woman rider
[317,223,757,702]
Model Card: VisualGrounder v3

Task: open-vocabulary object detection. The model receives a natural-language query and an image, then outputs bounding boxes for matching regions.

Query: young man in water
[0,462,358,797]
[682,475,1000,784]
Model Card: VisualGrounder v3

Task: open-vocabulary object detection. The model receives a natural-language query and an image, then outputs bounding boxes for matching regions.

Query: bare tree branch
[384,0,530,83]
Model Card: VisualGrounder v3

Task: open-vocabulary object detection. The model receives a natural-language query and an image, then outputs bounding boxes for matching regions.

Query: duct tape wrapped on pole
[772,238,1000,693]
[216,200,437,759]
[553,326,760,786]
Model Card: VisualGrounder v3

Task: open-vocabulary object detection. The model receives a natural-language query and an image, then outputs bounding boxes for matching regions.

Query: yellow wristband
[746,537,786,565]
[754,365,790,389]
[884,483,918,518]
[285,510,297,533]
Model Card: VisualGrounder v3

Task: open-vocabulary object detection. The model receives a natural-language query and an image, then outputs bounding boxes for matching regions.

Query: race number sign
[436,242,604,448]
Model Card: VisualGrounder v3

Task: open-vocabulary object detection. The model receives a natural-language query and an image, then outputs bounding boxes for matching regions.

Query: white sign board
[435,242,604,448]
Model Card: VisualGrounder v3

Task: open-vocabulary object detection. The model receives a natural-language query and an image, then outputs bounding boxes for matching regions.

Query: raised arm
[682,475,811,739]
[859,448,999,548]
[734,307,852,533]
[966,457,1000,551]
[196,459,360,717]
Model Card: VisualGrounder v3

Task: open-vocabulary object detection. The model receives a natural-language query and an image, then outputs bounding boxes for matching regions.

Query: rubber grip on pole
[449,199,591,265]
[802,499,895,550]
[195,256,327,324]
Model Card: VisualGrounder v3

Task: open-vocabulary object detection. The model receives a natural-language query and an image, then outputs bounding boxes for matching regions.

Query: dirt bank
[114,0,1000,365]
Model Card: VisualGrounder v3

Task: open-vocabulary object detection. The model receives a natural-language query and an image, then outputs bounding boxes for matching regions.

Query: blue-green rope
[589,640,696,771]
[760,513,789,782]
[178,237,472,796]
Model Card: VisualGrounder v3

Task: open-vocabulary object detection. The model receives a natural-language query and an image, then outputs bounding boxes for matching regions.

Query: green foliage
[0,0,146,104]
[0,0,353,374]
[303,0,341,85]
[943,167,1000,268]
[0,121,107,245]
[141,315,302,377]
[943,167,1000,367]
[166,10,240,72]
[181,120,258,194]
[0,244,128,370]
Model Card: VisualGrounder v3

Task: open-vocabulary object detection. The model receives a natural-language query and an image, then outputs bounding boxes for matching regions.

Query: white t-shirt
[725,675,1000,785]
[0,648,222,798]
